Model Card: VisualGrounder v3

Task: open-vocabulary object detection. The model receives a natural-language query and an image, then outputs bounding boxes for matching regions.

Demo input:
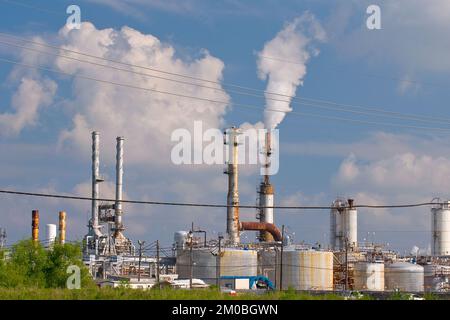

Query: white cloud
[397,75,421,95]
[34,22,231,167]
[332,0,450,74]
[0,77,57,137]
[334,152,450,196]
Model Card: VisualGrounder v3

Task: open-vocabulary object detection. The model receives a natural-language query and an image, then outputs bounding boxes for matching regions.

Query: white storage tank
[220,248,258,277]
[278,250,334,291]
[431,202,450,256]
[258,250,277,285]
[176,248,257,284]
[424,264,450,292]
[385,262,424,292]
[176,248,217,283]
[45,224,57,248]
[354,262,385,291]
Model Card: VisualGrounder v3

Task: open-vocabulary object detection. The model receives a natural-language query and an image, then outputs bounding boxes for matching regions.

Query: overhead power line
[1,32,450,125]
[0,189,443,210]
[258,54,449,90]
[2,56,450,133]
[2,39,450,126]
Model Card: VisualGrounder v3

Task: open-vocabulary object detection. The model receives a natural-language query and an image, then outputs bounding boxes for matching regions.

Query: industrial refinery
[19,129,450,295]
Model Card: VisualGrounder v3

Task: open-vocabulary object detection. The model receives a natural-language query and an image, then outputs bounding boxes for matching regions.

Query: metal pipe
[59,211,66,245]
[32,210,39,242]
[239,221,282,242]
[114,136,124,237]
[91,131,102,237]
[225,128,240,244]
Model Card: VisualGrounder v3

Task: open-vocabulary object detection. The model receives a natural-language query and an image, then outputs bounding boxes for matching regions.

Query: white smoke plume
[257,13,326,129]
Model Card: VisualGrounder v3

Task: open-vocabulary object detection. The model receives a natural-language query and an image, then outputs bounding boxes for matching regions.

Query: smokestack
[32,210,39,242]
[259,131,275,241]
[225,128,240,244]
[259,182,274,241]
[59,211,66,245]
[91,131,102,237]
[114,136,124,238]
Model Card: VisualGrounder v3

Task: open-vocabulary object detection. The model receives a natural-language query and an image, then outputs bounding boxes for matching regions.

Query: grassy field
[0,287,443,300]
[0,287,349,300]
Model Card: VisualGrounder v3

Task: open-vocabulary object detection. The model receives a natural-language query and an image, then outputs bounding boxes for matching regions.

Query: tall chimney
[59,211,66,245]
[225,127,240,244]
[259,131,275,241]
[91,131,102,237]
[32,210,39,242]
[114,136,124,237]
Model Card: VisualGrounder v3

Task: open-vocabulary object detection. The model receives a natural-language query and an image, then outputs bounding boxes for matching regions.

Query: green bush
[0,239,94,289]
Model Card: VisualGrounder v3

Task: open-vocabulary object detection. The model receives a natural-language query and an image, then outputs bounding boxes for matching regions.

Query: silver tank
[424,264,450,292]
[353,262,385,291]
[330,199,357,250]
[278,250,334,291]
[385,262,424,292]
[174,231,189,250]
[431,202,450,256]
[258,250,277,285]
[176,248,257,284]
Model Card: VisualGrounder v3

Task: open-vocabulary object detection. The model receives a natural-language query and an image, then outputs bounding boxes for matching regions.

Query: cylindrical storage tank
[385,262,424,292]
[220,248,258,278]
[176,248,217,284]
[431,202,450,256]
[278,250,334,291]
[354,262,385,291]
[45,224,57,248]
[258,250,277,286]
[424,264,450,292]
[174,231,189,250]
[176,248,257,285]
[345,208,358,248]
[330,199,358,250]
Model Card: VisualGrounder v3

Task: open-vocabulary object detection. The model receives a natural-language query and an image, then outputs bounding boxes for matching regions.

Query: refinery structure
[14,129,450,294]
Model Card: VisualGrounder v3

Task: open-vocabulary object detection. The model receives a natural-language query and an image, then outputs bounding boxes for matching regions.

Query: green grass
[0,287,346,300]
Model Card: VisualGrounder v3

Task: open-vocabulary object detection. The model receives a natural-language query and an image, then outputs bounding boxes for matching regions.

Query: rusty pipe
[59,211,66,245]
[32,210,39,242]
[239,221,282,242]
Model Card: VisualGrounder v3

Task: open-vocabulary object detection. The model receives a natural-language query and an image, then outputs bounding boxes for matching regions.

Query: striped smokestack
[32,210,39,242]
[59,211,66,245]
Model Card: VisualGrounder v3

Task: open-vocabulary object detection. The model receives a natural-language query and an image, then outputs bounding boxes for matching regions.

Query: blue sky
[1,0,450,253]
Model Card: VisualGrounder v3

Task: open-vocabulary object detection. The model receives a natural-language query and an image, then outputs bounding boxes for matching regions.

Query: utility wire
[1,57,450,133]
[1,32,450,124]
[258,54,449,90]
[0,189,444,210]
[2,39,450,126]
